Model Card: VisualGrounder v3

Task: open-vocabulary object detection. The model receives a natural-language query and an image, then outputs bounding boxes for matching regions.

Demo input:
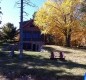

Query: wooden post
[19,0,23,59]
[59,51,65,60]
[50,51,55,60]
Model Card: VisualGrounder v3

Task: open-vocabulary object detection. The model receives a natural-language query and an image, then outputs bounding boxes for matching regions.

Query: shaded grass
[0,45,85,80]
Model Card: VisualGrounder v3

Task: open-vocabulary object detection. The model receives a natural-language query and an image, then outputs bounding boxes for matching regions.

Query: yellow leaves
[61,0,81,14]
[34,8,47,27]
[34,0,82,35]
[61,0,72,13]
[34,0,86,46]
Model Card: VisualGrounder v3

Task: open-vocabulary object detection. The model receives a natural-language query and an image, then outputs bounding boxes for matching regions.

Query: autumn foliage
[34,0,86,47]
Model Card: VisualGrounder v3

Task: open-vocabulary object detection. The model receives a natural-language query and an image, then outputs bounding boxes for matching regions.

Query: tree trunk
[65,34,71,47]
[65,29,71,47]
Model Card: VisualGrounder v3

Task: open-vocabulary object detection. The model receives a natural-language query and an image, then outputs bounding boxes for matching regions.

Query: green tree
[2,23,17,42]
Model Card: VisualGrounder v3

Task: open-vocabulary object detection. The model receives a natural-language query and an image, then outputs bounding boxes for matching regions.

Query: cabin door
[32,44,36,51]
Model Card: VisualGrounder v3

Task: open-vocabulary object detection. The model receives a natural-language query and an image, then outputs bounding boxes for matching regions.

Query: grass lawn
[0,45,86,80]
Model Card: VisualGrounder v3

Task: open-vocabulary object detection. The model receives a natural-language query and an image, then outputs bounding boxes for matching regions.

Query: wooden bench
[50,51,65,60]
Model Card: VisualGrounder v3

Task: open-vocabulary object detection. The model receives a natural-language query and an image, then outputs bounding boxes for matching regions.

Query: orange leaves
[34,0,86,46]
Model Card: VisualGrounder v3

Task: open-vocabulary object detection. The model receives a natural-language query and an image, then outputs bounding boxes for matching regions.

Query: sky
[0,0,46,28]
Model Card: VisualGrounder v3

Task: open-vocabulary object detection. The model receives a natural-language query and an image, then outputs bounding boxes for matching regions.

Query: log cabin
[16,19,44,51]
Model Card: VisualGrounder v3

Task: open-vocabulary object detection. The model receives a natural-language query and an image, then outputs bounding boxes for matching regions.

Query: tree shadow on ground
[0,52,84,80]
